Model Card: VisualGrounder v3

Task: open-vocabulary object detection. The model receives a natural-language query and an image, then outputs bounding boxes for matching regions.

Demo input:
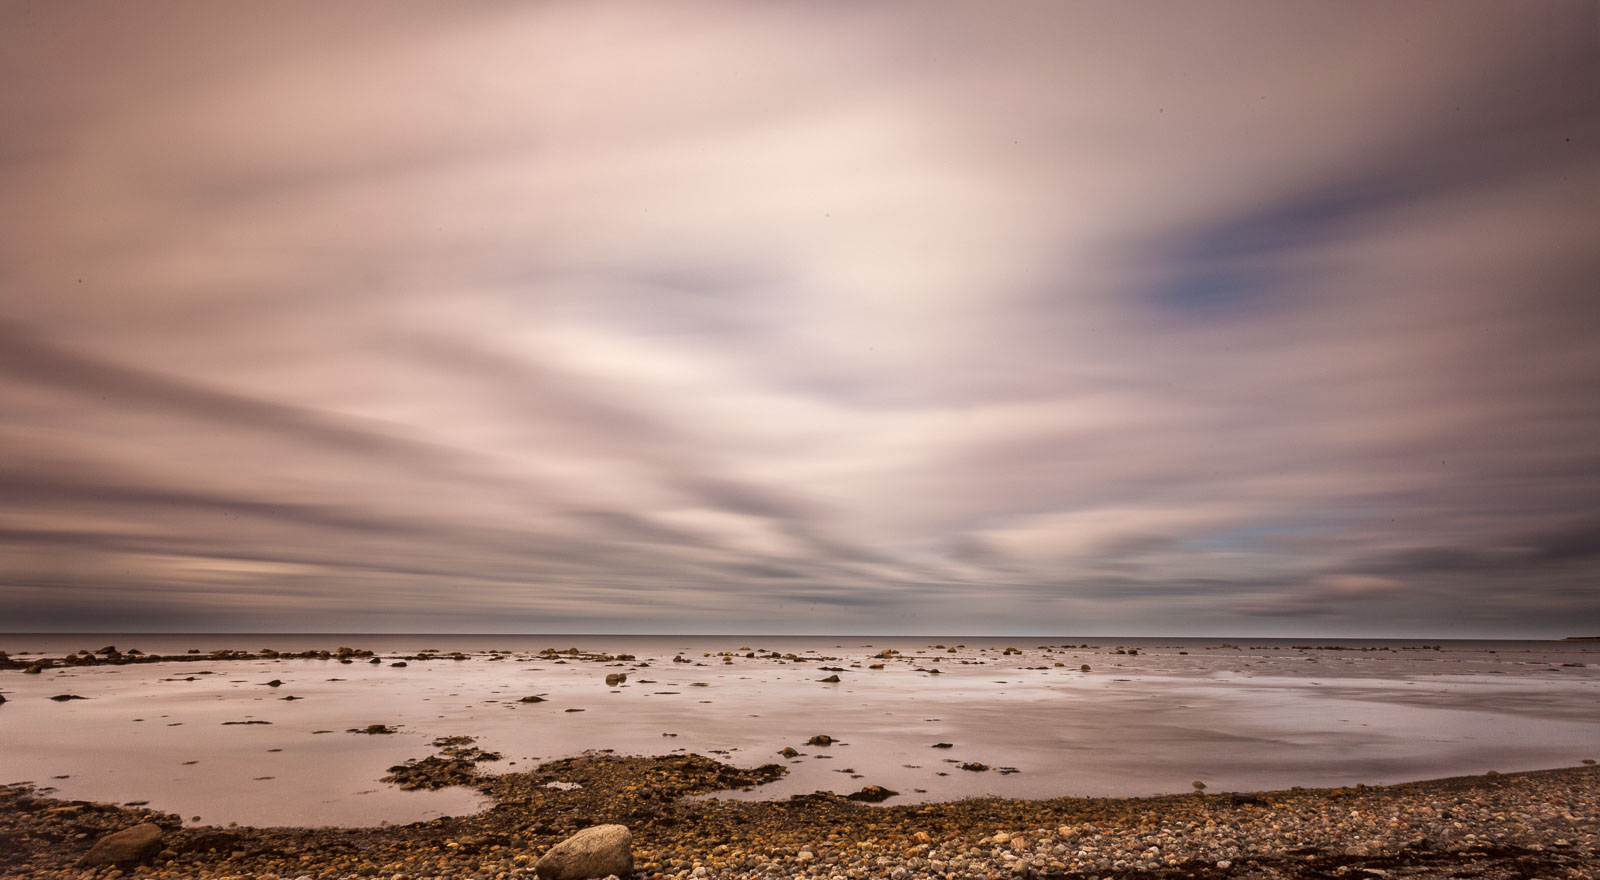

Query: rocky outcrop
[534,824,632,880]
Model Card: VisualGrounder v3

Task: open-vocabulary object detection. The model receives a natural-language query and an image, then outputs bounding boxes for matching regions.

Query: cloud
[0,1,1596,635]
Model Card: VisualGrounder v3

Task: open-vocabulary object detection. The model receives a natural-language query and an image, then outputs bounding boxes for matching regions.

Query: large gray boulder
[535,824,632,880]
[79,823,164,867]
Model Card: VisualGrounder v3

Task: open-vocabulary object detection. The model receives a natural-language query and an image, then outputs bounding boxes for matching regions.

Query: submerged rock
[534,823,633,880]
[846,784,899,802]
[807,734,835,746]
[79,823,163,867]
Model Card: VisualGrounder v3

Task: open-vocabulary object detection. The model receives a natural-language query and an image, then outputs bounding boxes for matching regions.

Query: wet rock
[779,747,800,758]
[390,661,408,667]
[534,823,633,880]
[78,822,163,867]
[23,664,44,674]
[0,693,6,705]
[846,784,899,802]
[931,742,954,749]
[807,734,835,746]
[49,694,88,701]
[349,723,397,734]
[264,679,283,687]
[604,673,627,686]
[519,695,547,703]
[818,674,842,682]
[960,762,990,772]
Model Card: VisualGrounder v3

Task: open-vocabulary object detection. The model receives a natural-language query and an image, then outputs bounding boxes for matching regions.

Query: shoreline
[3,746,1595,880]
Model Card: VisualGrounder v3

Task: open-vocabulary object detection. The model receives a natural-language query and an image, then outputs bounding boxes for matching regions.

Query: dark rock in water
[519,695,547,703]
[1080,664,1091,672]
[49,694,88,701]
[604,673,627,686]
[565,708,585,713]
[534,823,633,880]
[807,734,835,746]
[221,720,271,725]
[369,657,382,664]
[349,723,397,734]
[279,695,302,700]
[79,823,163,867]
[23,664,44,674]
[264,679,283,687]
[779,746,800,758]
[960,762,990,772]
[846,784,899,802]
[390,661,408,667]
[818,674,842,683]
[96,646,117,655]
[0,693,7,704]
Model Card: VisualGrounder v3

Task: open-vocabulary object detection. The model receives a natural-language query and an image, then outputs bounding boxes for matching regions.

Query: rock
[49,694,88,701]
[807,734,835,746]
[960,762,990,772]
[79,823,163,867]
[23,664,43,674]
[604,673,627,686]
[534,823,633,880]
[390,661,408,667]
[779,747,800,758]
[0,693,6,704]
[1080,664,1091,672]
[519,695,547,703]
[265,679,283,687]
[846,784,898,802]
[931,742,954,749]
[818,674,842,682]
[1192,780,1206,789]
[349,724,397,734]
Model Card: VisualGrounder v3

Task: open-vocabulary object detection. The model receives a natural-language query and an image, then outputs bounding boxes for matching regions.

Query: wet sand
[2,637,1596,827]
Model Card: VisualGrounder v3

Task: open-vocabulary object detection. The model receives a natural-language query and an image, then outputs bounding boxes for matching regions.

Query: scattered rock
[960,762,990,772]
[78,823,163,867]
[1193,780,1207,790]
[779,747,800,758]
[604,673,627,686]
[391,661,408,667]
[221,720,272,725]
[846,784,898,802]
[49,694,87,702]
[264,679,283,687]
[349,724,397,734]
[818,674,842,682]
[931,742,954,749]
[519,695,547,703]
[534,823,633,880]
[807,734,835,746]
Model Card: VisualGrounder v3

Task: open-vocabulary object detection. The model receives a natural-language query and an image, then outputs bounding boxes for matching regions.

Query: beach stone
[807,734,835,746]
[79,823,164,867]
[534,824,632,880]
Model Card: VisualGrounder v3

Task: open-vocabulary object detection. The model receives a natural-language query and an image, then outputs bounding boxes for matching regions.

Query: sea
[1,634,1595,828]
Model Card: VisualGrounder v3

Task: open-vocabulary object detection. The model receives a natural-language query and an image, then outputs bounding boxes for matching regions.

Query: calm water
[1,634,1596,828]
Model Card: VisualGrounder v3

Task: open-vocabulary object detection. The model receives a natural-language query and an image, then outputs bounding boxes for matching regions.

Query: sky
[1,2,1597,637]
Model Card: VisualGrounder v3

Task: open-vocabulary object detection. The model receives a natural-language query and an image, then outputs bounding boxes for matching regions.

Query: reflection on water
[0,634,1595,827]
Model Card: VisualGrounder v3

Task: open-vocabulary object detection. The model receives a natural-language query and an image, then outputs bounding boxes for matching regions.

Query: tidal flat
[1,636,1597,878]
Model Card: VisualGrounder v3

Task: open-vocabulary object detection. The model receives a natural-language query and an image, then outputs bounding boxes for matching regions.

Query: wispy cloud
[0,1,1595,635]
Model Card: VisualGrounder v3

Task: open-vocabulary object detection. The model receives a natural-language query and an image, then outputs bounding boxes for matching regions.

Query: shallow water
[1,634,1596,827]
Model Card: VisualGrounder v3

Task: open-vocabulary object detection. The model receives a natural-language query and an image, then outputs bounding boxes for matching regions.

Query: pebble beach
[2,639,1597,879]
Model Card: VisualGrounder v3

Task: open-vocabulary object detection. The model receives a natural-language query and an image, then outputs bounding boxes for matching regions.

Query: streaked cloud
[1,1,1595,636]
